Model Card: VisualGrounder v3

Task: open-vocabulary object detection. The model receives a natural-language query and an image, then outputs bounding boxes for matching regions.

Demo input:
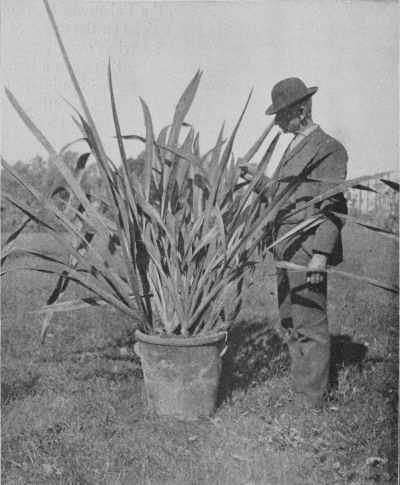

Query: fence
[347,172,399,232]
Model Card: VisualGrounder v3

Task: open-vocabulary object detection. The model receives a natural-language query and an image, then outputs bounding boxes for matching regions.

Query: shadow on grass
[218,318,289,404]
[1,374,39,406]
[217,323,370,405]
[43,325,369,404]
[328,334,369,393]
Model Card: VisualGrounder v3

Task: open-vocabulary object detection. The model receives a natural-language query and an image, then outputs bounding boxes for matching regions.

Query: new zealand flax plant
[2,0,398,343]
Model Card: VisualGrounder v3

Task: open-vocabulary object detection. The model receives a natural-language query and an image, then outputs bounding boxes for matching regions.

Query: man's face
[274,106,301,134]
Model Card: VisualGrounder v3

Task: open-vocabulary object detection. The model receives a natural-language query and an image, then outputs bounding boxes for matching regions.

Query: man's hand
[239,162,270,204]
[239,163,258,181]
[306,253,327,285]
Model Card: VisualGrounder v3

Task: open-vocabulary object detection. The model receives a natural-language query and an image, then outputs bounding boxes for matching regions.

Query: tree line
[1,151,146,234]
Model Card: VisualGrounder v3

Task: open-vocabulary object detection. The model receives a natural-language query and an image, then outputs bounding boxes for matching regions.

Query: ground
[1,224,398,485]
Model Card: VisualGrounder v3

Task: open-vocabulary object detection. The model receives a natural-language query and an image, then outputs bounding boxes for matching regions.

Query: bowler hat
[265,77,318,115]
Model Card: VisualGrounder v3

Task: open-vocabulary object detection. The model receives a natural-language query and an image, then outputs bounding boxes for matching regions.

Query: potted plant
[2,0,398,420]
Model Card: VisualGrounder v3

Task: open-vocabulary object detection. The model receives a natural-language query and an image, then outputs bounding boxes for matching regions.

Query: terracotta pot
[134,330,227,420]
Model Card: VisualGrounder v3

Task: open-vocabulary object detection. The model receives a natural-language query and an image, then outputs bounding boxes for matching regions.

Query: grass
[1,224,398,485]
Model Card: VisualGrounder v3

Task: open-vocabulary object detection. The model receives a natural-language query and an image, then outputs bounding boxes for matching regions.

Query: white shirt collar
[294,123,319,138]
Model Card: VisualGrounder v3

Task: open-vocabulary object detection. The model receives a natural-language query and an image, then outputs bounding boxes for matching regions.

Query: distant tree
[125,151,159,205]
[126,152,146,178]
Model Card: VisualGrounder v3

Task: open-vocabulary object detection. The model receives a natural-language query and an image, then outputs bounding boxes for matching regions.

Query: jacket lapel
[271,127,324,198]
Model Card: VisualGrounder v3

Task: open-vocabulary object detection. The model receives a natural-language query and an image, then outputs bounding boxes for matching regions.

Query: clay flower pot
[134,330,227,420]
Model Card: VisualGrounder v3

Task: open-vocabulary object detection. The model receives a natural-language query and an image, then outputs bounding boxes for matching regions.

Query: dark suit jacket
[261,126,348,266]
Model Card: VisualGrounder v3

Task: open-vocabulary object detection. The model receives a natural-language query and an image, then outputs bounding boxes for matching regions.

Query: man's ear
[299,106,307,121]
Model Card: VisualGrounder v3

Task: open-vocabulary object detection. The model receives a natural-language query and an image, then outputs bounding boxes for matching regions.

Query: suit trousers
[276,242,330,406]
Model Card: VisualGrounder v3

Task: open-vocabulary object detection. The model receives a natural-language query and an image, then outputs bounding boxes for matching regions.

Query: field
[1,224,398,485]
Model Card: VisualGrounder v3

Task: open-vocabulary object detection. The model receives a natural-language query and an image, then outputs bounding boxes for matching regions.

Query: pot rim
[135,329,227,347]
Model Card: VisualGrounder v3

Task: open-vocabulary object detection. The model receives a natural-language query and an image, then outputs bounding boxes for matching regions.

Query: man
[241,77,348,408]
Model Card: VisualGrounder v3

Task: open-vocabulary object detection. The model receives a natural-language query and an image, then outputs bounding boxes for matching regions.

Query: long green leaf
[230,132,280,230]
[42,0,124,252]
[330,212,399,240]
[286,172,392,223]
[264,215,324,252]
[108,63,151,328]
[156,143,209,181]
[4,266,142,316]
[275,261,399,294]
[139,97,156,202]
[380,178,399,192]
[237,120,275,166]
[163,71,202,215]
[206,90,253,231]
[42,0,101,150]
[4,88,56,156]
[1,186,135,310]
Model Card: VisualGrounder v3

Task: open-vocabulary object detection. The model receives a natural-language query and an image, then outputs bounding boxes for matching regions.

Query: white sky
[1,0,399,177]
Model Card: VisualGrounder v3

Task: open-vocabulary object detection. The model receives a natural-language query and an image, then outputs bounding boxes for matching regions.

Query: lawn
[1,224,398,485]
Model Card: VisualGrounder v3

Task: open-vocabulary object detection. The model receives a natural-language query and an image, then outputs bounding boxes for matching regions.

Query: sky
[1,0,399,178]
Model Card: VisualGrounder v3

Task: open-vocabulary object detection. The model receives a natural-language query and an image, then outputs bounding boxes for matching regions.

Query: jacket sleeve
[312,140,348,256]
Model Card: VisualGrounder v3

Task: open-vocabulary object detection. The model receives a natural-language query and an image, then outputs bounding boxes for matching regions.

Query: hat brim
[265,86,318,115]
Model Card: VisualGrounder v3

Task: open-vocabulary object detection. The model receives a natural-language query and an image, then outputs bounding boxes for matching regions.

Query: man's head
[265,77,317,134]
[274,98,313,134]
